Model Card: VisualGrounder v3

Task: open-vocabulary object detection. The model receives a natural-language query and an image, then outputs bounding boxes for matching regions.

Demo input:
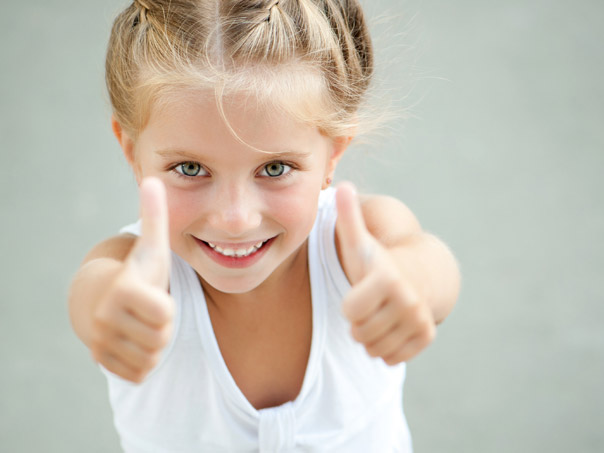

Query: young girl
[69,0,460,451]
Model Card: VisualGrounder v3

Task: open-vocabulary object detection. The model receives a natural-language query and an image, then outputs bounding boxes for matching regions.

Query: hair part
[106,0,374,141]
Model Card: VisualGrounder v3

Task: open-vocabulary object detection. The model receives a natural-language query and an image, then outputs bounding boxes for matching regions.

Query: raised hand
[90,177,174,383]
[335,183,436,365]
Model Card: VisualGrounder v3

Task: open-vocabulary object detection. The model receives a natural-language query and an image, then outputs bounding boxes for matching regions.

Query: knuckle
[142,323,171,351]
[405,299,427,321]
[406,297,422,315]
[159,305,173,326]
[392,298,407,318]
[165,294,176,316]
[90,331,111,352]
[365,344,379,358]
[90,347,103,364]
[384,355,402,366]
[381,272,400,294]
[161,323,174,344]
[408,323,435,352]
[131,370,147,384]
[146,331,164,350]
[151,294,174,326]
[139,351,162,375]
[340,296,353,316]
[424,322,437,343]
[414,309,435,336]
[92,304,113,327]
[157,317,174,341]
[95,288,132,324]
[157,333,170,350]
[350,324,364,342]
[140,353,158,372]
[342,301,360,323]
[405,283,422,303]
[90,341,103,359]
[111,279,137,303]
[149,351,163,368]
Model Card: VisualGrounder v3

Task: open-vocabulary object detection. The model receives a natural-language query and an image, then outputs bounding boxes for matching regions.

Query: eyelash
[171,162,207,179]
[169,161,297,180]
[258,161,295,179]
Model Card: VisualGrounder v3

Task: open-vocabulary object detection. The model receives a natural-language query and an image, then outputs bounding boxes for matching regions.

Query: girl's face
[126,91,345,294]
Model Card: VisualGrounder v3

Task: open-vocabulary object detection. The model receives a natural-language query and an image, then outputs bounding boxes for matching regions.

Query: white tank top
[103,188,412,452]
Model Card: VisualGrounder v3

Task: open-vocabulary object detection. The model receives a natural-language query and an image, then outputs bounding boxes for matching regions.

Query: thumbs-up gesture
[90,177,174,383]
[335,183,436,365]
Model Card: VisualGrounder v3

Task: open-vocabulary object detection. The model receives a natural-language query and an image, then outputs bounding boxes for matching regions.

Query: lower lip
[194,237,275,269]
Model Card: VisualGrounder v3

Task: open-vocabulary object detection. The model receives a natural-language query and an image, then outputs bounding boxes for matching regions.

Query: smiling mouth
[203,239,270,258]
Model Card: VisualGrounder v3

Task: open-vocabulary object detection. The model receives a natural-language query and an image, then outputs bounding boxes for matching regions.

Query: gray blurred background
[1,0,602,451]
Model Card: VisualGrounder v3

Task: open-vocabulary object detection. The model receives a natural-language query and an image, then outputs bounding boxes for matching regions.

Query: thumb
[335,182,375,283]
[128,177,171,289]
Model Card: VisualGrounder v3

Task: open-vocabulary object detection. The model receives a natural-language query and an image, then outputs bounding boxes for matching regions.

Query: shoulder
[358,194,422,246]
[333,190,423,272]
[81,234,137,265]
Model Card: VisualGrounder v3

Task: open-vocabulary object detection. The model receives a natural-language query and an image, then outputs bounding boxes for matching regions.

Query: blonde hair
[106,0,374,140]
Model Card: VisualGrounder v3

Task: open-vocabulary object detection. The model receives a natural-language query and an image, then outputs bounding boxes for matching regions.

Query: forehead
[140,87,330,156]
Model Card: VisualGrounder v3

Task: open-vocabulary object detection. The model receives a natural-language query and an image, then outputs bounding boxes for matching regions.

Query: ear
[323,135,353,189]
[111,115,142,183]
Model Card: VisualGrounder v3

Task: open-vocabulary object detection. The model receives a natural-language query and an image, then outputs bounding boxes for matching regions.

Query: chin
[199,273,269,295]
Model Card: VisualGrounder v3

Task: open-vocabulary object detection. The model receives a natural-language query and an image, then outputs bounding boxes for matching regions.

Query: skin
[69,89,461,410]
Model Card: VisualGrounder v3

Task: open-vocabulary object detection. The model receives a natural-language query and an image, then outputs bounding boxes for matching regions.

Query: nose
[206,182,262,237]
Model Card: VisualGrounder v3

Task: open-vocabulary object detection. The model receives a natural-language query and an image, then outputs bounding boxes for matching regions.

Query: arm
[335,183,461,364]
[357,194,460,324]
[68,178,174,382]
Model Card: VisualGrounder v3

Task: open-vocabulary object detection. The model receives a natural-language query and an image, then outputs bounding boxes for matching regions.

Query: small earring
[325,177,332,186]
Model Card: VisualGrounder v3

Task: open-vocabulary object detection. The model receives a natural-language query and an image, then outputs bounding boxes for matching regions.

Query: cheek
[265,183,322,234]
[165,186,207,236]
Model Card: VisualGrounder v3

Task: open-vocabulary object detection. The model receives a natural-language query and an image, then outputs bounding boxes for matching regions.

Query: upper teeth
[207,240,265,257]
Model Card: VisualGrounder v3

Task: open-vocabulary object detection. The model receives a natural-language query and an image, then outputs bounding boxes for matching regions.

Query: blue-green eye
[175,162,202,177]
[262,162,291,178]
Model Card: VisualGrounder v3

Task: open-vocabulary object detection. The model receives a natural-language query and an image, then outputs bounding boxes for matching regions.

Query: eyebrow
[155,149,203,160]
[262,150,313,160]
[155,148,312,160]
